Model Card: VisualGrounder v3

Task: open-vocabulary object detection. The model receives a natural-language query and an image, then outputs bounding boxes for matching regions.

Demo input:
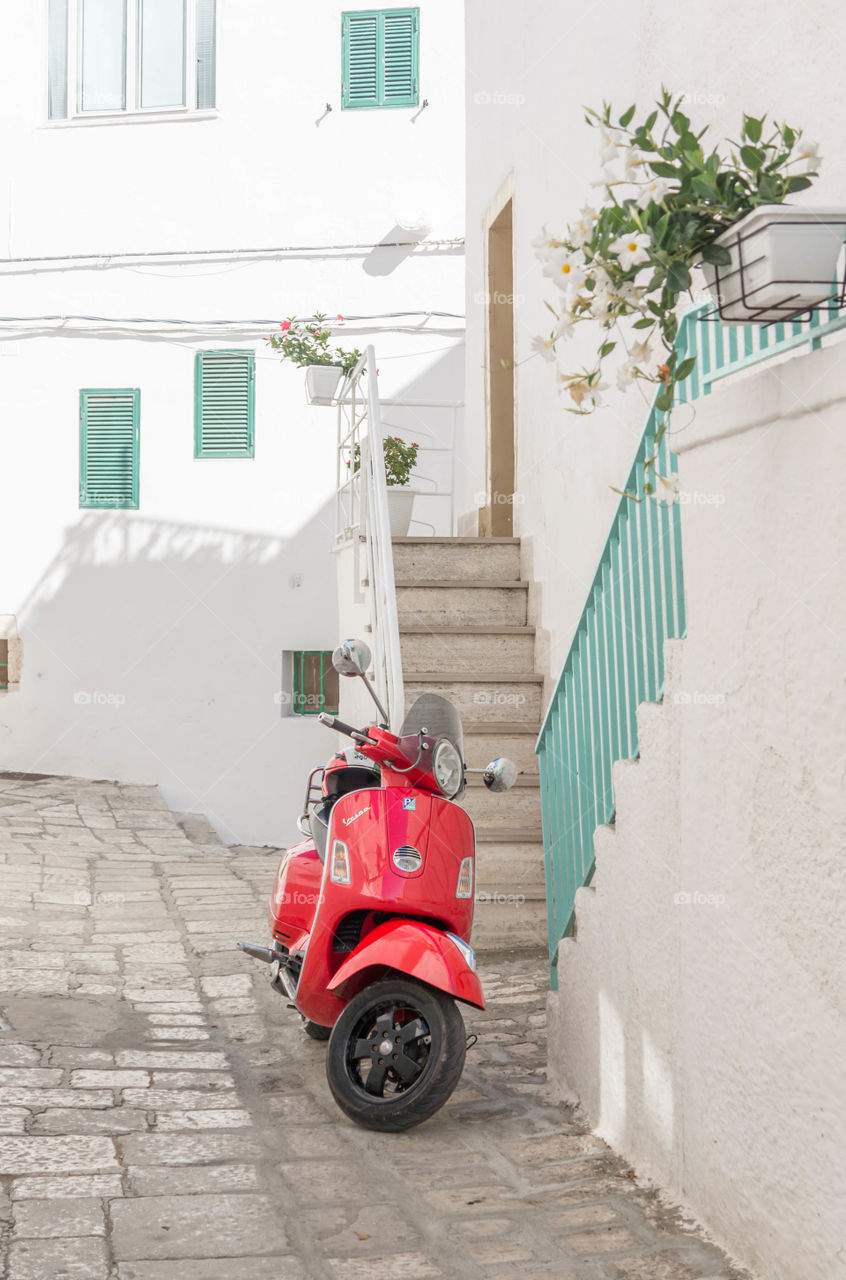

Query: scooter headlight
[432,739,463,798]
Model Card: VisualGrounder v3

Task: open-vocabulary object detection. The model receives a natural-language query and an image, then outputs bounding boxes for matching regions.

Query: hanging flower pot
[701,205,846,324]
[305,364,346,406]
[386,486,417,537]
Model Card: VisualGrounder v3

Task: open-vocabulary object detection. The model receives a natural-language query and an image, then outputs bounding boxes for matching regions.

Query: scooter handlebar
[318,712,365,740]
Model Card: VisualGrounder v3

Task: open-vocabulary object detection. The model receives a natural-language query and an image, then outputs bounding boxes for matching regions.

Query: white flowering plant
[534,88,820,442]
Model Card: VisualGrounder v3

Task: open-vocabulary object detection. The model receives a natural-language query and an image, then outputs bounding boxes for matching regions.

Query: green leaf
[633,317,655,329]
[786,175,813,193]
[782,124,796,149]
[618,103,636,128]
[599,341,617,357]
[691,175,718,200]
[743,115,763,143]
[676,356,696,380]
[645,110,658,132]
[740,145,765,170]
[655,387,674,412]
[650,161,678,179]
[671,110,690,134]
[666,260,692,293]
[700,243,732,266]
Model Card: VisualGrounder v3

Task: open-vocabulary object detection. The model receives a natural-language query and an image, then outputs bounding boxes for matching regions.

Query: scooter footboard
[327,920,485,1009]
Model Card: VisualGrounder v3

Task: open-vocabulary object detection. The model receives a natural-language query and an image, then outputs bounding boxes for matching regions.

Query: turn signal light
[330,839,351,884]
[455,856,473,899]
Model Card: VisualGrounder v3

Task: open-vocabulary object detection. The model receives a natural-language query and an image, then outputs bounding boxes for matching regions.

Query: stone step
[475,838,547,893]
[471,894,549,951]
[399,626,536,674]
[392,537,521,583]
[463,728,540,775]
[404,674,543,728]
[460,777,541,826]
[396,581,528,627]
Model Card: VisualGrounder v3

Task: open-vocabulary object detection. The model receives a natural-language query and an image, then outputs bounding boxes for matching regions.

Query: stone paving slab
[0,776,751,1280]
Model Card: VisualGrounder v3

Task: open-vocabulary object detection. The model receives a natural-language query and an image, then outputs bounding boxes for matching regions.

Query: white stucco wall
[463,0,846,683]
[547,342,846,1280]
[0,1,465,845]
[463,4,846,1276]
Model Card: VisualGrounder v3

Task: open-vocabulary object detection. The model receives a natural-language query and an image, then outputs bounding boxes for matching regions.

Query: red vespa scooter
[238,638,517,1131]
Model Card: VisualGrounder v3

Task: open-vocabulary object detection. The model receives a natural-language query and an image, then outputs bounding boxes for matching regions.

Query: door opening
[483,196,515,536]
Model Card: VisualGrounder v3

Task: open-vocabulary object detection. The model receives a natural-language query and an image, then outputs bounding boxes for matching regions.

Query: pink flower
[280,320,291,331]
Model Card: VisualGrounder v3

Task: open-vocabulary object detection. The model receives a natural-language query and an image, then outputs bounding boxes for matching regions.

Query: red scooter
[239,638,517,1131]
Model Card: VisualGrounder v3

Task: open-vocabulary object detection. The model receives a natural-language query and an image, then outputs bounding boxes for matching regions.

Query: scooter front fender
[327,920,485,1010]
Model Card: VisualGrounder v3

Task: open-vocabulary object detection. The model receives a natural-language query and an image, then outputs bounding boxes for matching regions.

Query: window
[292,652,340,717]
[79,389,140,509]
[0,640,7,692]
[48,0,216,120]
[342,9,419,110]
[194,351,255,458]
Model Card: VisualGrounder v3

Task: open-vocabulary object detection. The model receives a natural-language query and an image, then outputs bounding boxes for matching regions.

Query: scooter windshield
[400,693,464,763]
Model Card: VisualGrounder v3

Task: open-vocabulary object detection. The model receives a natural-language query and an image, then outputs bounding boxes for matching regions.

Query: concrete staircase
[392,536,547,951]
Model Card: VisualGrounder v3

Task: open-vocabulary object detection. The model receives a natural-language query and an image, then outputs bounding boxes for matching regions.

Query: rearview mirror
[483,757,518,793]
[332,639,371,678]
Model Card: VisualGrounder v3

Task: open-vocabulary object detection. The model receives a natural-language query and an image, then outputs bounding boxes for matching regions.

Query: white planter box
[702,205,846,324]
[305,364,345,406]
[386,487,417,537]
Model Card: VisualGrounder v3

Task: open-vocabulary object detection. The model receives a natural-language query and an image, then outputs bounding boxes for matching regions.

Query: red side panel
[327,919,485,1009]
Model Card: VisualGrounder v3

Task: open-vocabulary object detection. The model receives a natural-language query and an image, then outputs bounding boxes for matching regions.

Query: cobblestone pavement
[0,775,749,1280]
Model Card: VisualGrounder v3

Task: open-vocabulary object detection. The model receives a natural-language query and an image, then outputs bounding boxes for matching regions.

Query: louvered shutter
[342,13,379,108]
[382,9,417,107]
[79,389,139,509]
[196,0,217,109]
[194,350,255,458]
[342,9,418,110]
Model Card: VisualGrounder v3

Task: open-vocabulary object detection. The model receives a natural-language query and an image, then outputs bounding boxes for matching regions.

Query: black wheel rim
[344,999,432,1102]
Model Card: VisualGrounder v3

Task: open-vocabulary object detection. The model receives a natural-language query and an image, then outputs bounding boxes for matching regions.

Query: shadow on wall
[0,503,337,846]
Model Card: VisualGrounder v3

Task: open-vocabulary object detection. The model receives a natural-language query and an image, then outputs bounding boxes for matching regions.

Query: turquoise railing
[537,299,846,987]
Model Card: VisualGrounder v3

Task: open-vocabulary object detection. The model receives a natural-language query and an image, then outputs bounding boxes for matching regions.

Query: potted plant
[268,313,363,405]
[532,89,832,494]
[351,436,420,537]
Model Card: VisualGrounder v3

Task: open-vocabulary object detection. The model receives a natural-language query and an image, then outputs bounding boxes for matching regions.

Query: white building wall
[0,1,465,846]
[464,4,846,1277]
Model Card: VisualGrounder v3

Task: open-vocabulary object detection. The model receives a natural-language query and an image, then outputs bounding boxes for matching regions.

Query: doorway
[482,194,515,536]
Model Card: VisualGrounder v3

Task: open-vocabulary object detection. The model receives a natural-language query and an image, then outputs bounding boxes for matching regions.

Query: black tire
[325,978,466,1132]
[303,1019,331,1041]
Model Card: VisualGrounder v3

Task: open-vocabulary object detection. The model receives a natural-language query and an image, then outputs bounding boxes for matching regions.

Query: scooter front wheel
[325,978,466,1132]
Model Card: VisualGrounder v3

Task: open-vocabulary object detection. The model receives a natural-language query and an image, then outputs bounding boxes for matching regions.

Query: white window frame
[50,0,216,124]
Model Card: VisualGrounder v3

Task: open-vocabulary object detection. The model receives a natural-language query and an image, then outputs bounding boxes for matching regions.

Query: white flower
[570,205,599,249]
[610,231,652,271]
[636,176,673,209]
[590,262,612,291]
[531,224,560,263]
[531,334,558,363]
[543,248,587,294]
[616,362,636,391]
[622,148,647,183]
[598,129,624,164]
[797,139,821,164]
[629,338,653,367]
[560,375,606,410]
[652,471,680,505]
[553,313,576,342]
[590,165,620,190]
[618,280,648,309]
[590,290,613,323]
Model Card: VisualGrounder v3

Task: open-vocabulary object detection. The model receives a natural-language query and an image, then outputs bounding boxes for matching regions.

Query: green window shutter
[194,350,255,458]
[292,651,340,716]
[342,9,418,110]
[79,389,139,509]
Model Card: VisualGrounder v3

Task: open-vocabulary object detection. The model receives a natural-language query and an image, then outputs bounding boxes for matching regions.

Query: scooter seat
[310,804,332,863]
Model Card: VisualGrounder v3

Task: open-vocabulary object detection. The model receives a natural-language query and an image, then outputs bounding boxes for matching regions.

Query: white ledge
[42,109,219,129]
[673,335,846,454]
